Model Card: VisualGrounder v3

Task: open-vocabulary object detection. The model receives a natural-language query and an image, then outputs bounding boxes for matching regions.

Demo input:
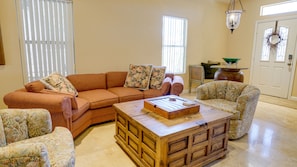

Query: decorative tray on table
[143,96,200,119]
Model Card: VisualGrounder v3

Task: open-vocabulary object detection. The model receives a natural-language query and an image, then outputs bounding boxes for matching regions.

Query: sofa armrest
[3,91,73,129]
[4,91,72,115]
[170,75,184,96]
[159,77,172,95]
[0,143,50,166]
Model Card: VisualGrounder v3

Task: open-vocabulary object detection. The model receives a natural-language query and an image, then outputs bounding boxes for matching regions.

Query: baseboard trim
[289,96,297,101]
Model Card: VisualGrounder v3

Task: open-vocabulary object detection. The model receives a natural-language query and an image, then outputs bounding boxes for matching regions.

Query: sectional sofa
[3,71,184,138]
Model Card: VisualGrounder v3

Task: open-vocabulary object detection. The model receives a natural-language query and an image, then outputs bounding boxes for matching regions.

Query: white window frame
[16,0,75,83]
[162,16,188,74]
[260,0,297,16]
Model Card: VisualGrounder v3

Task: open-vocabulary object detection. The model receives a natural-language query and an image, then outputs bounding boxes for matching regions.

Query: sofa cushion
[108,87,143,102]
[78,89,118,109]
[67,73,107,92]
[150,66,166,89]
[124,64,153,90]
[24,80,45,92]
[72,97,90,121]
[196,99,240,120]
[40,73,78,96]
[106,72,128,88]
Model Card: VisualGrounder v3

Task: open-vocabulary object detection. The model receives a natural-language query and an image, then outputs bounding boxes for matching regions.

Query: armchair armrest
[196,84,210,100]
[170,75,184,96]
[0,143,50,166]
[236,89,260,120]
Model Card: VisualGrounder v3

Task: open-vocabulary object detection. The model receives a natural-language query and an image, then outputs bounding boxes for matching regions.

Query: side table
[188,65,204,93]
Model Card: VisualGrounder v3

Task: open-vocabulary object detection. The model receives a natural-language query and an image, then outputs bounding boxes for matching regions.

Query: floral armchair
[195,81,260,140]
[0,108,75,166]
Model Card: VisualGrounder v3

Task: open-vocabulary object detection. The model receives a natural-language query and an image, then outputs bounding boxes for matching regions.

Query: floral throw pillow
[40,72,78,96]
[124,64,153,90]
[150,66,166,89]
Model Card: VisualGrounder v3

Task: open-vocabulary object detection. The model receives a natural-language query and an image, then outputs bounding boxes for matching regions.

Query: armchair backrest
[196,81,248,102]
[0,109,52,147]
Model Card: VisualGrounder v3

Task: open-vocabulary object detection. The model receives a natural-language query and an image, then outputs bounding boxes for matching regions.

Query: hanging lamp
[226,0,245,33]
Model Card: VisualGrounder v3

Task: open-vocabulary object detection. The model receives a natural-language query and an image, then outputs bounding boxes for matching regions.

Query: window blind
[17,0,75,82]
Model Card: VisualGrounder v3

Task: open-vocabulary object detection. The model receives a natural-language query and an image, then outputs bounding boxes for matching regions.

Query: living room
[1,0,297,166]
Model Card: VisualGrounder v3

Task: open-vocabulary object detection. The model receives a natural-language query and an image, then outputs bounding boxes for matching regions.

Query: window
[260,0,297,16]
[16,0,75,82]
[261,27,289,62]
[162,16,188,74]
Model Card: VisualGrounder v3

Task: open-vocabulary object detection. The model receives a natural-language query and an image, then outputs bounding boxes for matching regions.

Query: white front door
[251,18,297,98]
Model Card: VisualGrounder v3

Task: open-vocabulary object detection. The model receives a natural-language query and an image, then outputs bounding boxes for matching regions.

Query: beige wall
[0,0,24,108]
[73,0,228,92]
[0,0,296,108]
[73,0,228,77]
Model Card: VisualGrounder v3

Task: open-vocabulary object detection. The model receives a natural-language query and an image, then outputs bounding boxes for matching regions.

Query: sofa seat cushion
[108,87,143,102]
[78,89,119,109]
[72,97,90,121]
[196,99,240,120]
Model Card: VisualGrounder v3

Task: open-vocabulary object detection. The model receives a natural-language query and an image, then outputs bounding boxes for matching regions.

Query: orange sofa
[3,72,184,138]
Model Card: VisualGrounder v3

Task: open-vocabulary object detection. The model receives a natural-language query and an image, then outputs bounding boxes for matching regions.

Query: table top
[113,95,232,137]
[211,65,248,70]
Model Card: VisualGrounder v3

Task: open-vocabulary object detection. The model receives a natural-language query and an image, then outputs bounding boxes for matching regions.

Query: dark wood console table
[211,65,248,82]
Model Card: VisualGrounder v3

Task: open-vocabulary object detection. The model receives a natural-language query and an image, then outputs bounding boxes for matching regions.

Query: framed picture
[0,25,5,65]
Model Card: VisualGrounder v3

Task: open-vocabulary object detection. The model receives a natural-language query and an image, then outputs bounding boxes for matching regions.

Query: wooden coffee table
[113,95,232,167]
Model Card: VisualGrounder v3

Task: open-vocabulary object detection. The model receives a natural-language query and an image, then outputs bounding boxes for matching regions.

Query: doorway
[251,18,297,98]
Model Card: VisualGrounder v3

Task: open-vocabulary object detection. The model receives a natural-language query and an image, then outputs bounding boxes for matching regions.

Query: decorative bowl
[223,58,240,64]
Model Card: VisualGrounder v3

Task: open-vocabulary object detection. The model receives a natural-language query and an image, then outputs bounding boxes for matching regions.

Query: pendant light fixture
[226,0,244,33]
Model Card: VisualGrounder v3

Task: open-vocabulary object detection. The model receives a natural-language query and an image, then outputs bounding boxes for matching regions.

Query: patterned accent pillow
[40,72,78,96]
[124,64,153,90]
[150,66,166,89]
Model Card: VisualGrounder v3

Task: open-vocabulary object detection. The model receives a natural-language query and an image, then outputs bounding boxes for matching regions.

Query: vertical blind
[162,16,188,74]
[17,0,75,82]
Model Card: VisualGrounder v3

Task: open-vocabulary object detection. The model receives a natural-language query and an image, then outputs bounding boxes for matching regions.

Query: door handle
[288,54,293,66]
